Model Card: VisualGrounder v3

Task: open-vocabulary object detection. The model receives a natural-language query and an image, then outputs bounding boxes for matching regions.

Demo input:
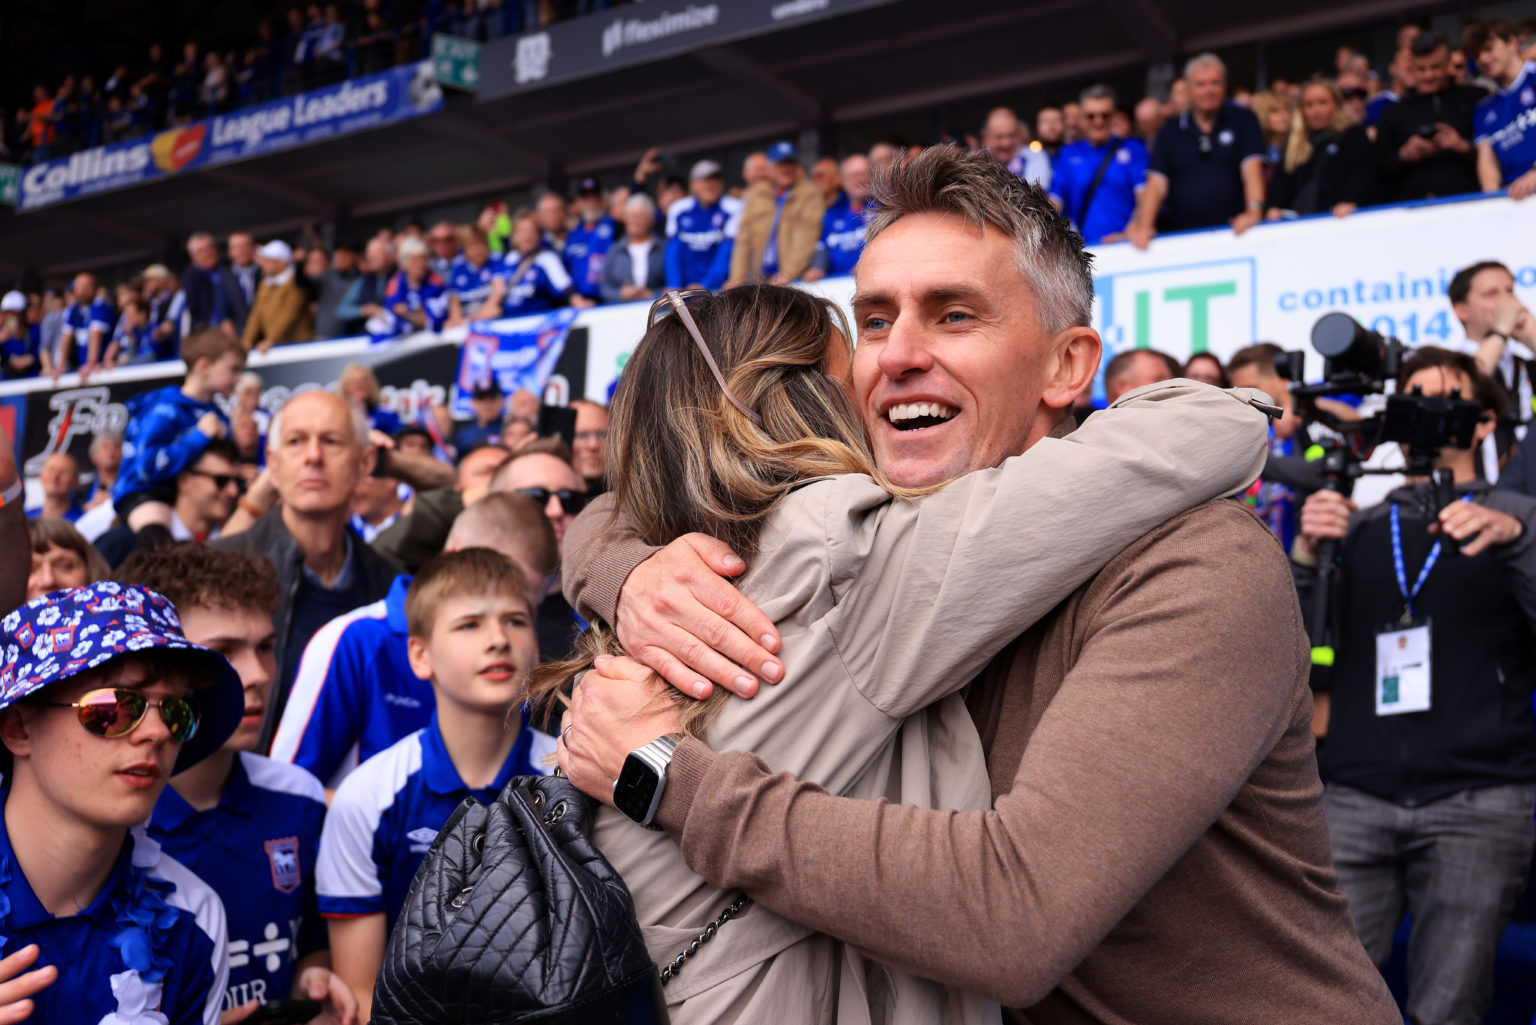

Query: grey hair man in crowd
[557,148,1398,1023]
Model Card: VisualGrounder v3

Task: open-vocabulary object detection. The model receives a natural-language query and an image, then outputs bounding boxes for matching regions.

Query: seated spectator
[425,221,459,281]
[369,236,446,340]
[1469,20,1536,198]
[273,491,555,790]
[569,398,608,494]
[445,227,501,326]
[0,582,244,1025]
[181,231,248,338]
[1050,83,1150,244]
[84,430,122,510]
[563,179,617,302]
[728,141,828,287]
[453,385,506,452]
[479,213,589,318]
[982,106,1052,189]
[1184,352,1231,388]
[212,390,402,744]
[1103,348,1180,403]
[805,154,872,281]
[25,515,108,600]
[0,290,39,379]
[113,327,243,535]
[351,472,405,544]
[601,193,665,304]
[664,160,739,291]
[95,439,244,565]
[50,271,113,382]
[26,452,84,523]
[107,297,157,365]
[1133,96,1165,145]
[1266,79,1376,218]
[141,263,184,358]
[242,240,314,351]
[120,545,354,1024]
[1376,30,1484,202]
[334,237,396,337]
[1035,106,1065,162]
[1129,53,1266,247]
[339,363,403,435]
[318,548,553,1021]
[1249,89,1293,166]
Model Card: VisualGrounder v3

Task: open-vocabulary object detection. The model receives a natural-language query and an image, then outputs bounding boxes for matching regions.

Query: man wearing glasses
[1127,52,1267,248]
[1049,83,1149,244]
[96,440,246,567]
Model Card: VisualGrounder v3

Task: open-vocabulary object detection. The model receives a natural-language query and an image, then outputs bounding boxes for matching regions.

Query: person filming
[1293,345,1536,1025]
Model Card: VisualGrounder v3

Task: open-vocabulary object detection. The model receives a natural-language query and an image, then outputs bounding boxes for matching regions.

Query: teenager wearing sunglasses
[524,271,1275,1022]
[0,581,246,1024]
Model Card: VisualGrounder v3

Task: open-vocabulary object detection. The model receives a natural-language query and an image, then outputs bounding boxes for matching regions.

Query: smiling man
[213,390,401,749]
[558,147,1398,1023]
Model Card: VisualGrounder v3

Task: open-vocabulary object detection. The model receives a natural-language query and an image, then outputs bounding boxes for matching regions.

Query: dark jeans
[1324,782,1536,1025]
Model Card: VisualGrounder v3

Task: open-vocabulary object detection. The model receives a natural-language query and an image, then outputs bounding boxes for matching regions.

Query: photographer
[1375,30,1485,202]
[1294,346,1536,1025]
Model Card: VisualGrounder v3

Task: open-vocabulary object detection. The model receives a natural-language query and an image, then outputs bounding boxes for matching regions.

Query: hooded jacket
[113,385,227,503]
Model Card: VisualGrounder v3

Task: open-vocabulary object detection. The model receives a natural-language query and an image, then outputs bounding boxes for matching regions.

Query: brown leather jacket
[242,272,315,349]
[728,177,827,284]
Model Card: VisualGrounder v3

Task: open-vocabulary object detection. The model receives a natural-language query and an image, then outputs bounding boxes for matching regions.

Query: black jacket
[1266,126,1377,215]
[212,506,400,748]
[1374,85,1486,202]
[180,263,251,335]
[1295,479,1536,805]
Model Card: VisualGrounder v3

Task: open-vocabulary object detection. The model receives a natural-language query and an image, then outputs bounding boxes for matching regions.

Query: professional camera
[1284,313,1486,670]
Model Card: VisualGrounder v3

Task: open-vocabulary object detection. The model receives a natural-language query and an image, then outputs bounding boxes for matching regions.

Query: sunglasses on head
[515,487,588,514]
[648,289,763,424]
[41,687,200,743]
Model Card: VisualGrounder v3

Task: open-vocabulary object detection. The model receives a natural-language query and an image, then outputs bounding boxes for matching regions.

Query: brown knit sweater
[567,500,1398,1024]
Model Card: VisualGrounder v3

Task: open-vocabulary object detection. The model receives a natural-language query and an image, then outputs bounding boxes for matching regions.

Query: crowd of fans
[6,17,1536,384]
[1,0,631,163]
[3,133,1536,1023]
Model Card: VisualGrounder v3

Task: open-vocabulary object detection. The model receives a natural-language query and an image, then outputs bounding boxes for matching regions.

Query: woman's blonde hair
[524,284,927,736]
[338,362,382,407]
[1248,89,1291,145]
[1284,78,1357,173]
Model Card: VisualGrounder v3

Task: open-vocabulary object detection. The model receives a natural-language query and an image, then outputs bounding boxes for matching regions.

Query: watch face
[614,753,660,824]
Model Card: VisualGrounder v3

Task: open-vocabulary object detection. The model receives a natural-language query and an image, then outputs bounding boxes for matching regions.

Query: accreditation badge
[1375,618,1431,716]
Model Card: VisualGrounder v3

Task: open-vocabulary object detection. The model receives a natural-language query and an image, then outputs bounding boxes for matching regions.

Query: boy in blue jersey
[1471,19,1536,198]
[664,160,740,291]
[565,178,618,302]
[318,547,553,1021]
[114,327,245,534]
[804,154,873,282]
[444,227,503,328]
[272,492,558,791]
[0,581,247,1025]
[121,545,356,1025]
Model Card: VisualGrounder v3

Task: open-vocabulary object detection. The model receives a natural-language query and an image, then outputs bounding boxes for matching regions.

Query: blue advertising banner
[452,309,578,418]
[17,62,444,212]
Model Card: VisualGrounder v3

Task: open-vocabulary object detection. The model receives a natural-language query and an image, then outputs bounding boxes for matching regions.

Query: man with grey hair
[213,389,401,747]
[981,105,1052,189]
[602,192,666,303]
[1128,53,1267,247]
[555,147,1399,1023]
[1049,83,1150,244]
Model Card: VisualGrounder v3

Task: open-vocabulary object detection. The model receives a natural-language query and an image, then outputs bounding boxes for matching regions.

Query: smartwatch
[613,734,683,828]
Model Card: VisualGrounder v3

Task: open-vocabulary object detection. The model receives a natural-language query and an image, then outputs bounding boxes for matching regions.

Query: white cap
[689,159,723,180]
[257,240,293,263]
[0,291,25,313]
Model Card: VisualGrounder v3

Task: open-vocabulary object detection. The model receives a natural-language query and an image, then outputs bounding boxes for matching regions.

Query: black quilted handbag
[371,774,668,1025]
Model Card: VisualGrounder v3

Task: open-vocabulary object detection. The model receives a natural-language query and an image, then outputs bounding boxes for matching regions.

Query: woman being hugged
[529,280,1270,1019]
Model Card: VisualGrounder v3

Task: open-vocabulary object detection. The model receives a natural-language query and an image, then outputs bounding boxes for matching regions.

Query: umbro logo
[407,826,441,852]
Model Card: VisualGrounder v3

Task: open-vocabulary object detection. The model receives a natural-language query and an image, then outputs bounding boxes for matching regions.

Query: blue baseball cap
[0,583,244,773]
[766,141,798,164]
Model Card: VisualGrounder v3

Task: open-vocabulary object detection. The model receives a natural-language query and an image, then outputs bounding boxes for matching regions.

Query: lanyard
[1389,495,1472,619]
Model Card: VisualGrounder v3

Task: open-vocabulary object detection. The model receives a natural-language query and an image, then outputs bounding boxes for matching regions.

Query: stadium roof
[0,0,1446,281]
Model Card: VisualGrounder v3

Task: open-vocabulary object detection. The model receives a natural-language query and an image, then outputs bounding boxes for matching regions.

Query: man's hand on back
[616,534,783,699]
